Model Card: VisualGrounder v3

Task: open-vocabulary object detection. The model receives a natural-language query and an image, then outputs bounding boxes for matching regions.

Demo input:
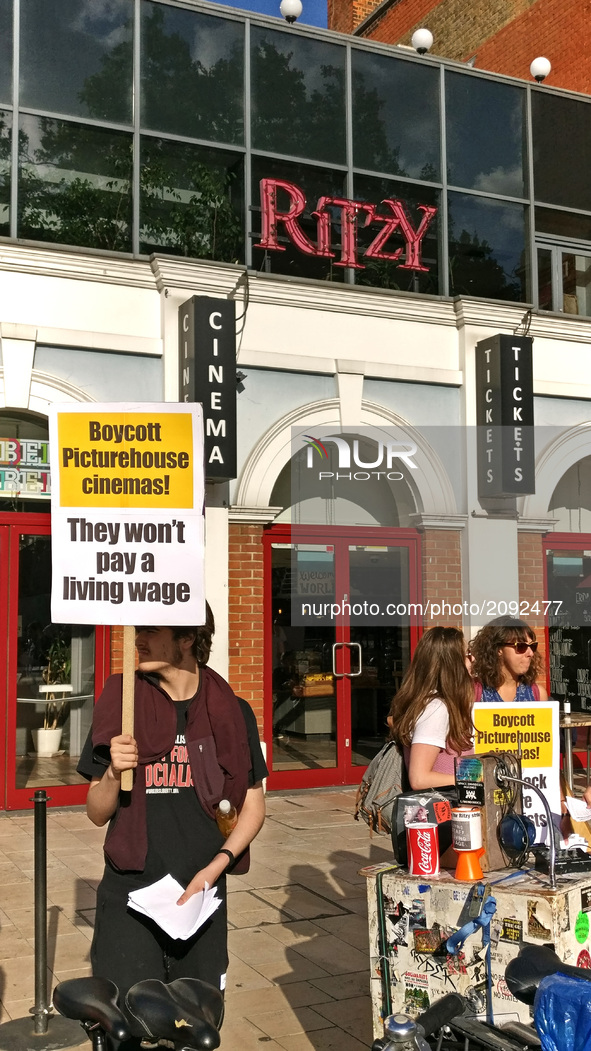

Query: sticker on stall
[408,899,427,930]
[403,972,430,1017]
[581,887,591,913]
[575,910,590,944]
[413,926,442,953]
[433,799,452,823]
[527,901,552,940]
[578,949,591,968]
[500,918,523,943]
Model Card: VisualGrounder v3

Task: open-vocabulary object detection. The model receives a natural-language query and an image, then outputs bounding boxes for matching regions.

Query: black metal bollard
[32,789,50,1034]
[0,789,84,1051]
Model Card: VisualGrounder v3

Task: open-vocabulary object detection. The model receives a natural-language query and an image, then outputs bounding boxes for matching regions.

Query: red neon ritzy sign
[255,178,437,271]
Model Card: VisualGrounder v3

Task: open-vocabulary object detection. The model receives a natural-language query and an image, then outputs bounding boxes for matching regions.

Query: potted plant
[33,634,72,757]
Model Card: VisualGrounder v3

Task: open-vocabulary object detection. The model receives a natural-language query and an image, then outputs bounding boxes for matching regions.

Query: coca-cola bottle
[215,799,238,837]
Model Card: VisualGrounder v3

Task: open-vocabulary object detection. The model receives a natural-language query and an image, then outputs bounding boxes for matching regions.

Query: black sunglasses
[505,640,538,654]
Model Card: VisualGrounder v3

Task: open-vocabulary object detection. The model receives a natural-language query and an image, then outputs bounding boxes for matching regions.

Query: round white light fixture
[411,28,433,55]
[530,56,551,82]
[280,0,303,22]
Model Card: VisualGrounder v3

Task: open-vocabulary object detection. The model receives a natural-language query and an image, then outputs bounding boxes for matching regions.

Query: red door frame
[1,511,110,811]
[263,523,422,789]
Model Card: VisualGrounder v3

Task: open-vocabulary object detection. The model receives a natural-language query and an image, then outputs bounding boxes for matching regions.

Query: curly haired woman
[469,617,548,703]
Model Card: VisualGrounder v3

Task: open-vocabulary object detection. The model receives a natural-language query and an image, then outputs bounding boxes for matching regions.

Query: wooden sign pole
[120,624,135,792]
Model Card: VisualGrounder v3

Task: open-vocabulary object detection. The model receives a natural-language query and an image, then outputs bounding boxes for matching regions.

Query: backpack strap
[533,682,540,701]
[473,681,483,702]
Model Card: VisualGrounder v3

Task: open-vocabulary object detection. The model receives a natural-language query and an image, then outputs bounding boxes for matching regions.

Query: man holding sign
[77,606,267,1001]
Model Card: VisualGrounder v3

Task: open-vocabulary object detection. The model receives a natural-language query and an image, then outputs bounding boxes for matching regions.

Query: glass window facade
[251,27,346,165]
[448,192,528,301]
[352,50,440,181]
[141,2,244,144]
[20,0,133,124]
[0,0,590,305]
[18,115,132,251]
[445,71,526,197]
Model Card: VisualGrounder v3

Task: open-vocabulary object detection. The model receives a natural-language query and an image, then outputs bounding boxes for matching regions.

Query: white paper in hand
[566,796,591,823]
[127,874,222,940]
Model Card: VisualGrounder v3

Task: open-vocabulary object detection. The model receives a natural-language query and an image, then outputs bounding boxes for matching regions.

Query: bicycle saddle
[126,977,224,1050]
[52,977,131,1042]
[505,944,591,1005]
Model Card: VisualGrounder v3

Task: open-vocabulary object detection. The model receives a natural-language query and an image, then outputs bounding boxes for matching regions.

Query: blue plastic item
[534,973,591,1051]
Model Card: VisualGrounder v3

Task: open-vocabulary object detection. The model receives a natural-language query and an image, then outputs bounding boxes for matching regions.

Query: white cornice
[150,255,247,297]
[453,298,533,330]
[409,513,468,531]
[228,505,283,523]
[517,517,559,532]
[0,241,155,288]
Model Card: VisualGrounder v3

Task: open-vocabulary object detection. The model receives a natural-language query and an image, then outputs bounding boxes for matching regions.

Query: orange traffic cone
[454,846,485,881]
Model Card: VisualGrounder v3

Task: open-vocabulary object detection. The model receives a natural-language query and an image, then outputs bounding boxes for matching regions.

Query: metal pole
[32,790,49,1035]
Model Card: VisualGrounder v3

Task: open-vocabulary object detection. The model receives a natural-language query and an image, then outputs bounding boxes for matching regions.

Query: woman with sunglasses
[470,617,548,702]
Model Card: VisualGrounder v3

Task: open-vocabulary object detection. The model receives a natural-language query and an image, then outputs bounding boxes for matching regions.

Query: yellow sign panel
[57,412,194,509]
[473,705,553,767]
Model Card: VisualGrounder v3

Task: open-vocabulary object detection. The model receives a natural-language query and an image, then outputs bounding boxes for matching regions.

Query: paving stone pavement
[0,789,393,1051]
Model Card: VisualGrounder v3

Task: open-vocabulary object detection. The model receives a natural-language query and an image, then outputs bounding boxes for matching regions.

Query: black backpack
[354,739,409,835]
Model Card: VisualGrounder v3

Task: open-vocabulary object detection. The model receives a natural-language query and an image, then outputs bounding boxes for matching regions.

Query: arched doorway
[0,409,108,809]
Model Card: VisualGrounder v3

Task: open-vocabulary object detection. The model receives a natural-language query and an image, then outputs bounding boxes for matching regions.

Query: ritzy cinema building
[1,0,591,808]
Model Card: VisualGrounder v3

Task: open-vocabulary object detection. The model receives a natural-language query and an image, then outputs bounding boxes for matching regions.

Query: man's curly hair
[172,602,215,667]
[470,617,542,689]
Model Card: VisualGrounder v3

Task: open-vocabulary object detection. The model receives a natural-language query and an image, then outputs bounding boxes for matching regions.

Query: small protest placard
[473,702,560,843]
[49,403,204,626]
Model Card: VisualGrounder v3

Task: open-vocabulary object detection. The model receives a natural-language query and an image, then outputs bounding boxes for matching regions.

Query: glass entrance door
[1,512,108,810]
[265,525,421,789]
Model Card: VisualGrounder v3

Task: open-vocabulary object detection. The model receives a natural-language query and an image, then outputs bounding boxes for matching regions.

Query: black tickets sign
[179,296,237,482]
[475,334,535,498]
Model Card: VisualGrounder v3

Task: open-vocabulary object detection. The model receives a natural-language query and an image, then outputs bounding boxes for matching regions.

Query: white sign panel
[49,403,204,626]
[473,701,561,843]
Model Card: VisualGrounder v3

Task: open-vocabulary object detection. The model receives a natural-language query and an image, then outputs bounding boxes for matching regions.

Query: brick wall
[421,528,463,628]
[228,523,265,731]
[518,530,547,685]
[333,0,587,94]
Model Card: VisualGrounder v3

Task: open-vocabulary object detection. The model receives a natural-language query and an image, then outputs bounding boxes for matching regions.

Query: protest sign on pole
[49,403,205,791]
[473,701,560,842]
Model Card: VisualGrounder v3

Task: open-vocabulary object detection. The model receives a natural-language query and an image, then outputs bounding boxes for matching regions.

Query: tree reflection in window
[448,193,527,302]
[18,116,132,251]
[140,138,243,261]
[251,29,346,164]
[0,110,10,235]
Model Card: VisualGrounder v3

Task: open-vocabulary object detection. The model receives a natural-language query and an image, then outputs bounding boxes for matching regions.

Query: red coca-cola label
[407,823,439,876]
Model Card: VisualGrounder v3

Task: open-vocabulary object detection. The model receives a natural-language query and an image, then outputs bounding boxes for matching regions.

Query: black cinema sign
[178,296,237,482]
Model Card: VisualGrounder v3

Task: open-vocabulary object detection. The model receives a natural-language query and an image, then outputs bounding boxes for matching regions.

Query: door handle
[332,642,362,678]
[332,642,345,678]
[347,642,362,677]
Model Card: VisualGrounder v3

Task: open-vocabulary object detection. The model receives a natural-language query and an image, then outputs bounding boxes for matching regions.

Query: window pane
[448,192,528,301]
[0,110,10,235]
[353,175,440,293]
[251,157,347,281]
[352,50,440,180]
[20,0,132,124]
[536,207,591,242]
[532,90,591,211]
[140,137,244,262]
[18,116,132,252]
[251,27,346,164]
[0,0,12,105]
[537,246,553,310]
[562,253,591,316]
[141,3,244,145]
[446,71,526,197]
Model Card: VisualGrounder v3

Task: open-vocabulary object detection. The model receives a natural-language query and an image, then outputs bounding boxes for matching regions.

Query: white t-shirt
[411,697,450,749]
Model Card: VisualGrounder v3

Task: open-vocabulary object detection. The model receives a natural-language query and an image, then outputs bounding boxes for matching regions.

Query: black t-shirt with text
[78,694,268,892]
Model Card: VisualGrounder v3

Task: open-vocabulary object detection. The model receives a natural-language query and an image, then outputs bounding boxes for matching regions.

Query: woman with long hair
[389,626,475,790]
[469,617,548,703]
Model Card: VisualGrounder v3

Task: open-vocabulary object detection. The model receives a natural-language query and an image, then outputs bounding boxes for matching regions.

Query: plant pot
[33,727,63,757]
